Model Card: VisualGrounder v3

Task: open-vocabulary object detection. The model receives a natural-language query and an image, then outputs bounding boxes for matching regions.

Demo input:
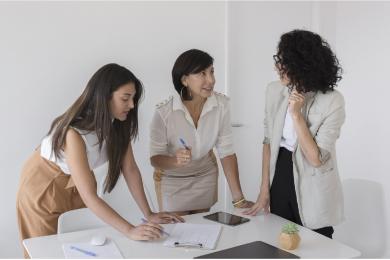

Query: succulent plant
[282,222,299,234]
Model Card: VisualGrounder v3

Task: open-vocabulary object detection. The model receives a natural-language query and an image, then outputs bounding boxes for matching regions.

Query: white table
[23,209,360,258]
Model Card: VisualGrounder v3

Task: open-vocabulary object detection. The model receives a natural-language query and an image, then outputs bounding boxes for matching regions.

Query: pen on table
[179,138,190,150]
[70,246,97,257]
[141,218,170,236]
[174,241,203,248]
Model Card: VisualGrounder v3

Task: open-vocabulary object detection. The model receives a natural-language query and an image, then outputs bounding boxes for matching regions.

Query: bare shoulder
[65,128,86,150]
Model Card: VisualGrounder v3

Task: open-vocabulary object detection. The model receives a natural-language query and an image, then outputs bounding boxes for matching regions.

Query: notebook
[195,241,299,258]
[62,239,123,259]
[163,223,222,249]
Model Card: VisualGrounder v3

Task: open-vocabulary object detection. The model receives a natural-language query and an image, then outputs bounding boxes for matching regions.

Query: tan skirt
[154,151,218,212]
[16,149,87,258]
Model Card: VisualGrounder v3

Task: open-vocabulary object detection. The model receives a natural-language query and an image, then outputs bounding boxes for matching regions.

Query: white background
[0,1,389,258]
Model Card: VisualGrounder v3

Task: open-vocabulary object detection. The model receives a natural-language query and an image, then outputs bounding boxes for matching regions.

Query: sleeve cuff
[263,137,270,145]
[150,142,169,157]
[318,146,331,164]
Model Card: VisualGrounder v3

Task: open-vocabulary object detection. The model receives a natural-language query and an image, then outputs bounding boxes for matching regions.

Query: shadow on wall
[334,179,387,258]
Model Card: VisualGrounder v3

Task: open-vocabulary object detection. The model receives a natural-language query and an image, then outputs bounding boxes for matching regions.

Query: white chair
[58,174,156,234]
[57,165,108,234]
[333,178,387,258]
[57,207,106,234]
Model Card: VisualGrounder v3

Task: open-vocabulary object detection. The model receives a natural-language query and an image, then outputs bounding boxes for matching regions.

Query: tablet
[203,212,250,226]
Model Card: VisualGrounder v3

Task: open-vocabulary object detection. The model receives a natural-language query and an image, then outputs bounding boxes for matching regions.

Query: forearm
[124,168,153,218]
[292,114,322,167]
[221,154,244,201]
[261,144,271,190]
[83,195,133,234]
[150,155,179,170]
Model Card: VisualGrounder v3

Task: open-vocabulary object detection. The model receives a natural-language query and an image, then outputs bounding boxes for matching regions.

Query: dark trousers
[270,147,334,239]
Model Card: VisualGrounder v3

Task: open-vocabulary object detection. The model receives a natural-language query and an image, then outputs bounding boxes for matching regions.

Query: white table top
[23,209,361,258]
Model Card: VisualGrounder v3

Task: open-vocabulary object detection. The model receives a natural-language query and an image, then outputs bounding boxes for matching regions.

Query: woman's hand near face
[288,89,305,117]
[175,148,192,167]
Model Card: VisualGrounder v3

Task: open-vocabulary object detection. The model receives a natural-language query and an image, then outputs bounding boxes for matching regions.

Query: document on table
[163,223,222,250]
[62,239,123,259]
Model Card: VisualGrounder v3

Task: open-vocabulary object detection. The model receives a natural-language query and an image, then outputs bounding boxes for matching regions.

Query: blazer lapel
[271,87,289,146]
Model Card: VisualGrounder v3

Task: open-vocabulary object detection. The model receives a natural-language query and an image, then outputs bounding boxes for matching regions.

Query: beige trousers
[16,150,87,258]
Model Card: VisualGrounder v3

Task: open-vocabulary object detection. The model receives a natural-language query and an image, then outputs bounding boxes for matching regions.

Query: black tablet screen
[203,212,250,226]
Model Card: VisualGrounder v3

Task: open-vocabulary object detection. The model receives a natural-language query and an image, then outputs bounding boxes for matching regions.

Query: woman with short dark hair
[150,49,253,215]
[244,30,345,239]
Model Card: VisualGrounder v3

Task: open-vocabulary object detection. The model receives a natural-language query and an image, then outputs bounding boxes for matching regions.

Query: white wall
[323,2,390,257]
[0,2,226,257]
[1,1,389,258]
[227,1,390,258]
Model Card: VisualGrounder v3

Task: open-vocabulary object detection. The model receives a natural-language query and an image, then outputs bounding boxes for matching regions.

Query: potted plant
[279,222,300,250]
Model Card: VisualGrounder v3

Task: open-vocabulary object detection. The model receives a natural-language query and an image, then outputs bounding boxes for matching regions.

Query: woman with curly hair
[244,29,345,239]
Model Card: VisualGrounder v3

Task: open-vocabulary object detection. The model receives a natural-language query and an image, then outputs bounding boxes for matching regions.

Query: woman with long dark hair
[17,64,182,257]
[244,30,345,239]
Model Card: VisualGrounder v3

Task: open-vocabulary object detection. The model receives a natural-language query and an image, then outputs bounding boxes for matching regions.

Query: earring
[180,86,193,100]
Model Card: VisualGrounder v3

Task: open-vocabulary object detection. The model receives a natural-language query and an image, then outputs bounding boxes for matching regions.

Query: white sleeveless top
[40,128,108,174]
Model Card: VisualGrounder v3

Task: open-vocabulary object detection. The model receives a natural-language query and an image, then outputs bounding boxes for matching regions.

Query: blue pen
[141,218,170,236]
[179,138,190,150]
[70,246,97,257]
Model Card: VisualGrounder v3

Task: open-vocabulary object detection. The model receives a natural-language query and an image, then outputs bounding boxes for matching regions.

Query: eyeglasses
[273,54,281,64]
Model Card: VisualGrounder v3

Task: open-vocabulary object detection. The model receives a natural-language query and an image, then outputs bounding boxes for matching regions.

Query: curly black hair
[274,29,342,93]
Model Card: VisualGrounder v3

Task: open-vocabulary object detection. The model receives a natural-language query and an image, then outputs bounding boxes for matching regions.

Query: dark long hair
[172,49,214,100]
[274,29,342,93]
[47,63,144,193]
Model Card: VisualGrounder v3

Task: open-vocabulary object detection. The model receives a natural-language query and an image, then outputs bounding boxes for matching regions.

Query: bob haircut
[172,49,214,100]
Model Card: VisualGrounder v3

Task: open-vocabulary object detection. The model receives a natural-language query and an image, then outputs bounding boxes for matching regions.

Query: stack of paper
[62,239,123,259]
[163,223,222,250]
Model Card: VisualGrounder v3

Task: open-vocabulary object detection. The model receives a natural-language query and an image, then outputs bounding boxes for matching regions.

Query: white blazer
[263,81,345,229]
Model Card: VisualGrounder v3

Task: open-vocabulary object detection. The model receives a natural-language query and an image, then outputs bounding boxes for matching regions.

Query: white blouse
[40,128,108,174]
[280,110,297,152]
[150,91,235,160]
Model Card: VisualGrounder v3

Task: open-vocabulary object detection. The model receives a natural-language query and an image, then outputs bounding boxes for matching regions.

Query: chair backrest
[57,207,106,234]
[58,171,156,234]
[334,178,387,258]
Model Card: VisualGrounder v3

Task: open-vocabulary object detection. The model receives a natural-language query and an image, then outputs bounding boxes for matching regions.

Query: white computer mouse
[90,235,106,246]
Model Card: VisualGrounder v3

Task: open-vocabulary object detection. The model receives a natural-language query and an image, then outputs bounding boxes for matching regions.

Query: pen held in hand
[141,218,170,236]
[179,138,190,150]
